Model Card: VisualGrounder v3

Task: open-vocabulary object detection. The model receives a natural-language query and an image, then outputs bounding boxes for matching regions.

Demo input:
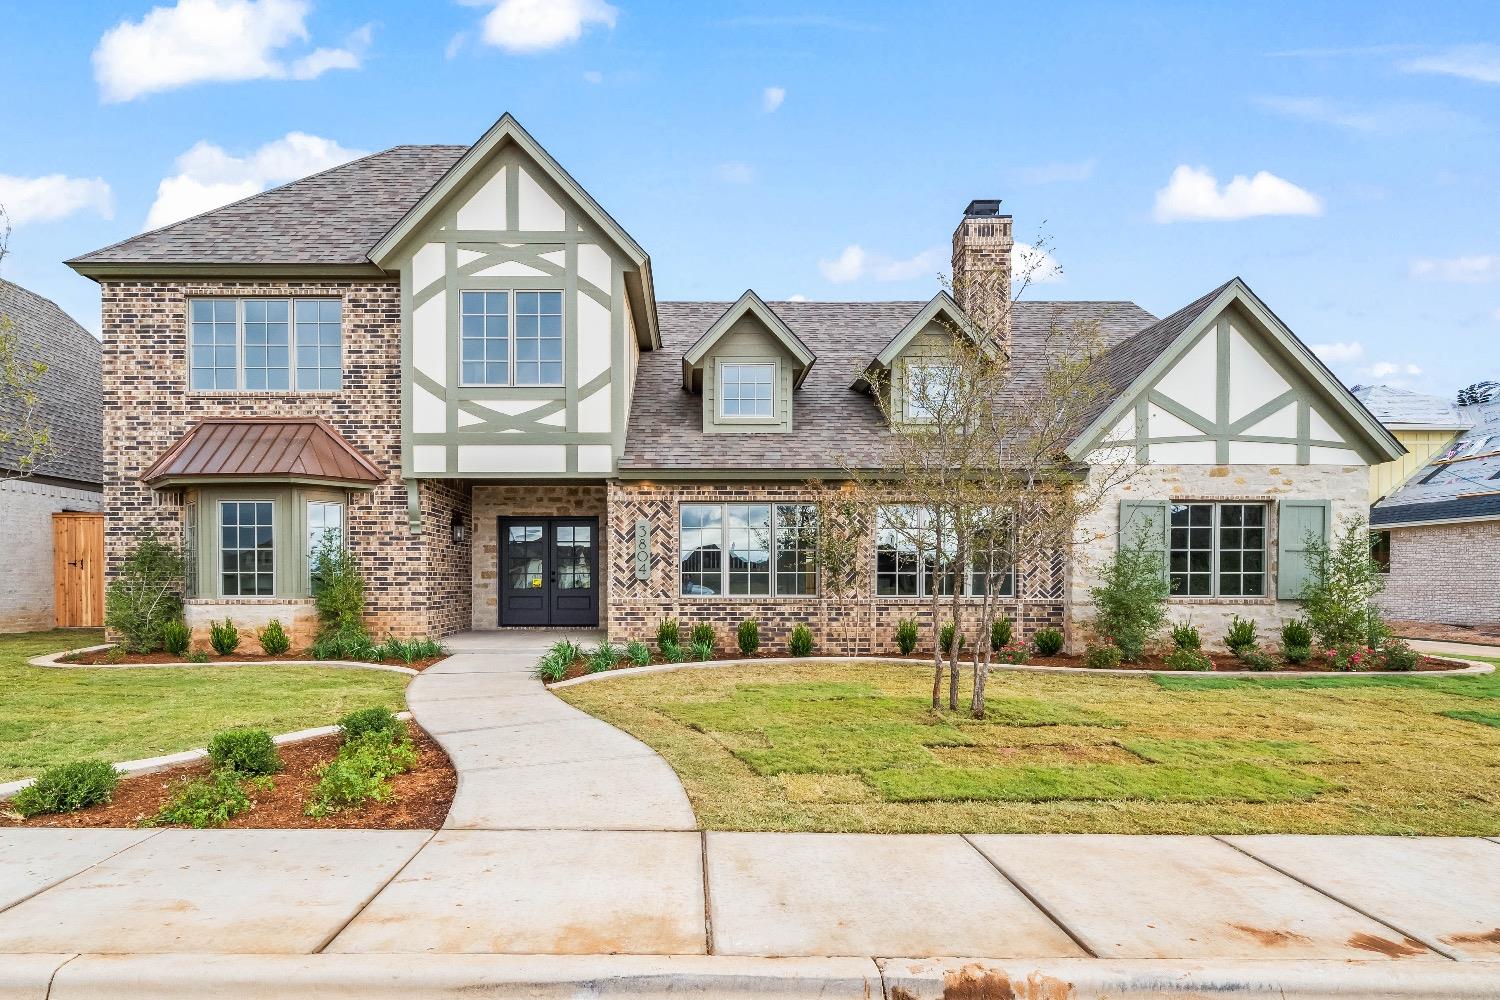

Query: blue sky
[2,0,1499,398]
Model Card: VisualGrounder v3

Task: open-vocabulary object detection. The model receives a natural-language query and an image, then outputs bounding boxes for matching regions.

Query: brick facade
[1378,520,1500,625]
[470,485,608,630]
[605,481,1065,656]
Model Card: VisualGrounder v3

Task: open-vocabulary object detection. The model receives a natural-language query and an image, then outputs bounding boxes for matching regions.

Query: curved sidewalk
[407,630,696,831]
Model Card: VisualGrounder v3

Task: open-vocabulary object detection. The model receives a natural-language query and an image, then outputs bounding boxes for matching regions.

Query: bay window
[679,502,819,597]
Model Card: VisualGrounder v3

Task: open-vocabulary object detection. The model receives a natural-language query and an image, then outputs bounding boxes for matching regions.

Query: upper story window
[189,298,341,392]
[720,363,775,419]
[904,362,957,423]
[462,289,563,387]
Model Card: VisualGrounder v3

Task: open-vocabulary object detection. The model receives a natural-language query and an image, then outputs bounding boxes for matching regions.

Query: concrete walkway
[1411,637,1500,660]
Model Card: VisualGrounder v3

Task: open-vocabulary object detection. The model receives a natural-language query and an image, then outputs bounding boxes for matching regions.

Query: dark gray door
[499,517,598,627]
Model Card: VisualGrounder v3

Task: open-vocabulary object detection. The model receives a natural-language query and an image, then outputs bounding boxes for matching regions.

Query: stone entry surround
[470,485,608,631]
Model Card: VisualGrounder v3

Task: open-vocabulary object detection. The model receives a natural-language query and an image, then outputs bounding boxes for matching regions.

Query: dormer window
[904,362,958,423]
[682,290,816,435]
[720,362,775,419]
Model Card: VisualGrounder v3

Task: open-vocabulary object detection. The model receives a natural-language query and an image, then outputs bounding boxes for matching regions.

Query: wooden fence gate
[53,512,104,628]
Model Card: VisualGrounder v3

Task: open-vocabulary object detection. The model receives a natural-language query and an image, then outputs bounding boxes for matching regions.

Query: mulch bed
[0,722,455,830]
[60,649,446,670]
[1389,619,1500,648]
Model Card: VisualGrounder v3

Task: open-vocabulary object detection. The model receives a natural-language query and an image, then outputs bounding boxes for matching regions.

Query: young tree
[1301,514,1387,650]
[0,207,54,483]
[1087,523,1171,661]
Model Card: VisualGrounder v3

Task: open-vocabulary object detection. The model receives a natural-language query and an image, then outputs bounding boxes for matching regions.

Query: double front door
[499,517,598,626]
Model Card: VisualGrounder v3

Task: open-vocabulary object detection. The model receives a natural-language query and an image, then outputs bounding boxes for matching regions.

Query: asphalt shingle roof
[1372,396,1500,526]
[1351,384,1470,429]
[68,146,468,267]
[621,299,1156,471]
[0,280,102,486]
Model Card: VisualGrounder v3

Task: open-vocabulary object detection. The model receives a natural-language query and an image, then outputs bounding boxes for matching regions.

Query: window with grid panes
[1168,502,1267,597]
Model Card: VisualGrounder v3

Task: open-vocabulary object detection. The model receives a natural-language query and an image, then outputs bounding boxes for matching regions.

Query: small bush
[1321,644,1372,672]
[990,617,1013,651]
[587,642,619,673]
[625,641,652,666]
[1089,524,1170,665]
[311,529,365,639]
[895,618,919,655]
[1033,628,1064,656]
[1166,648,1213,672]
[1381,639,1420,672]
[257,619,291,656]
[306,729,417,818]
[993,641,1031,665]
[1115,632,1146,663]
[311,628,376,662]
[547,638,584,665]
[691,640,714,661]
[11,760,119,817]
[689,623,716,649]
[737,617,761,656]
[338,706,402,741]
[408,637,445,660]
[104,533,185,653]
[187,649,211,663]
[660,641,686,663]
[1280,617,1313,650]
[162,619,192,657]
[207,728,280,776]
[1283,644,1312,665]
[656,617,680,650]
[788,623,813,657]
[154,768,258,828]
[1083,645,1123,669]
[938,620,962,655]
[1170,622,1201,650]
[534,654,568,683]
[209,618,241,656]
[1225,615,1259,654]
[1238,648,1277,672]
[103,645,127,664]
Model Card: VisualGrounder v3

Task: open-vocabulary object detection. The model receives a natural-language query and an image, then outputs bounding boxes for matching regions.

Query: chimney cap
[963,199,1003,217]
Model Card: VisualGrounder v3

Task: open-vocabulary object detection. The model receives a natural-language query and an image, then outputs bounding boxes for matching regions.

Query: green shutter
[1119,501,1169,582]
[1277,500,1330,600]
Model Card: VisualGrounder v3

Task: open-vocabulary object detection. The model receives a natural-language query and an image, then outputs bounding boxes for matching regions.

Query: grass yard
[1,630,409,782]
[556,656,1500,835]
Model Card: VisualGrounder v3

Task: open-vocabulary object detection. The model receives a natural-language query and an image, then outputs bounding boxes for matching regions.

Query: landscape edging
[28,643,421,676]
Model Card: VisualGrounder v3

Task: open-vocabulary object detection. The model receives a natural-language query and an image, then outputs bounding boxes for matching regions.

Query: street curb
[28,644,421,676]
[0,714,413,802]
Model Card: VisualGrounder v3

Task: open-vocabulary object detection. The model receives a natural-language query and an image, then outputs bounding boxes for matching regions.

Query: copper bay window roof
[142,417,384,487]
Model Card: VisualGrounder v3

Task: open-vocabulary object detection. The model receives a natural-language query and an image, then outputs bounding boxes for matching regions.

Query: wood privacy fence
[52,512,104,628]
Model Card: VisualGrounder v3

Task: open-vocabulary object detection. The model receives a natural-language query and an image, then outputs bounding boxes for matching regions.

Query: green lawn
[555,658,1500,835]
[1,630,409,781]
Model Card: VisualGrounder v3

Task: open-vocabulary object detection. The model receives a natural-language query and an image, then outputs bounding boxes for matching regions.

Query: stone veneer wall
[100,278,461,645]
[1071,463,1370,652]
[0,479,104,632]
[606,481,1065,656]
[470,484,608,630]
[1378,520,1500,626]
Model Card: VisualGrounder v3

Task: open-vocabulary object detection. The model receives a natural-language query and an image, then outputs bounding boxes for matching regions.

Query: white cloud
[93,0,369,102]
[714,162,754,184]
[1401,44,1500,84]
[873,248,942,282]
[1013,242,1062,285]
[1410,255,1500,284]
[819,244,866,283]
[1312,341,1365,364]
[818,245,945,284]
[145,132,364,230]
[1153,165,1323,222]
[1361,361,1423,380]
[0,174,114,226]
[1252,95,1471,134]
[582,69,603,83]
[762,86,786,113]
[1017,159,1095,184]
[465,0,618,54]
[444,32,468,59]
[785,294,808,302]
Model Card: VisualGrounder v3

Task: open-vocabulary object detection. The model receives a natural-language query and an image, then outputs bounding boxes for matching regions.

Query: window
[1168,502,1266,597]
[220,500,274,596]
[189,298,341,391]
[967,517,1016,597]
[904,363,957,422]
[460,290,563,386]
[875,505,1013,598]
[306,500,344,587]
[720,363,775,418]
[1370,530,1391,575]
[680,503,819,597]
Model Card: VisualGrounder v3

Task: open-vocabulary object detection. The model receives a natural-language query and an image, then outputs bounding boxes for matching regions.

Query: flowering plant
[993,641,1031,665]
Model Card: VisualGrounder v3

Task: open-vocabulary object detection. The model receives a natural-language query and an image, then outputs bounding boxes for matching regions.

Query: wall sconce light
[451,512,467,544]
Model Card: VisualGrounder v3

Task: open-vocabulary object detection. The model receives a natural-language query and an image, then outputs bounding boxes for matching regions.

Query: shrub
[103,645,126,664]
[1169,622,1201,650]
[548,638,584,665]
[938,620,962,655]
[11,760,119,817]
[306,729,417,818]
[104,533,185,653]
[656,617,680,650]
[1280,617,1313,650]
[1381,639,1420,672]
[154,769,261,828]
[990,617,1013,651]
[737,617,761,656]
[312,629,376,662]
[1282,644,1312,665]
[993,641,1031,665]
[311,530,365,639]
[587,641,620,673]
[1225,615,1259,654]
[162,619,192,657]
[1238,648,1277,672]
[691,640,714,661]
[337,706,402,741]
[408,637,445,660]
[1083,645,1123,669]
[1321,644,1372,672]
[187,649,211,663]
[895,618,919,655]
[689,623,716,649]
[208,618,240,656]
[1089,524,1170,663]
[788,623,813,657]
[257,619,290,656]
[625,641,652,666]
[534,654,568,683]
[207,728,280,776]
[1301,515,1387,650]
[1033,628,1064,657]
[1166,648,1213,672]
[660,641,686,663]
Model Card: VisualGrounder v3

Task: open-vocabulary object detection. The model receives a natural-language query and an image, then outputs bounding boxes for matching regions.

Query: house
[1364,386,1500,626]
[1352,384,1471,502]
[66,113,1403,653]
[0,279,104,632]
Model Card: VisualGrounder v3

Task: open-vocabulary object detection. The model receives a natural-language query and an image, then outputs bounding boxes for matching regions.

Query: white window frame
[305,499,345,590]
[217,498,276,598]
[716,360,778,422]
[903,362,958,423]
[189,297,342,393]
[678,501,819,598]
[459,289,565,388]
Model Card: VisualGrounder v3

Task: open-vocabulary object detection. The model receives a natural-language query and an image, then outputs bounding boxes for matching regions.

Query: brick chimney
[951,199,1013,352]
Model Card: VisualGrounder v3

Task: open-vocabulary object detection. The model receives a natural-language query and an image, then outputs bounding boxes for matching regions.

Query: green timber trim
[682,289,815,390]
[1065,278,1405,464]
[851,291,985,392]
[1277,498,1330,599]
[405,480,422,533]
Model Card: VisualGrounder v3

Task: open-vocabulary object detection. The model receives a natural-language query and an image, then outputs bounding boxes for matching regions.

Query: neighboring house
[0,279,104,632]
[1351,384,1471,502]
[66,114,1402,653]
[1366,388,1500,626]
